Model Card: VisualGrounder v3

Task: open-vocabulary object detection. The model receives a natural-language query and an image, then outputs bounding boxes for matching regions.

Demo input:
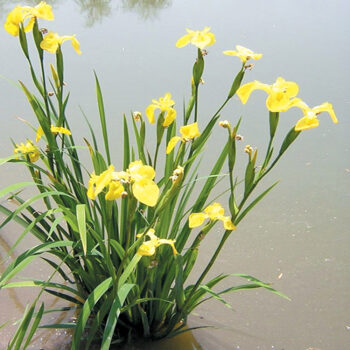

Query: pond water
[0,0,349,349]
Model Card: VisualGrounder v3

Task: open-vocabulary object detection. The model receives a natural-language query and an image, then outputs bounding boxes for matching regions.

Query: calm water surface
[0,1,349,349]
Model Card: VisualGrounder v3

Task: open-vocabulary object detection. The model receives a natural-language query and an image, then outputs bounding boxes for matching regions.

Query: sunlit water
[0,1,349,349]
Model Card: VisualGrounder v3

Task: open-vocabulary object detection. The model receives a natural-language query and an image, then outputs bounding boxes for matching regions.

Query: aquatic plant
[0,2,338,349]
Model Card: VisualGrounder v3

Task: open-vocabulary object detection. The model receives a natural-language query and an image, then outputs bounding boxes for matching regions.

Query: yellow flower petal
[137,230,177,256]
[313,102,338,124]
[132,179,159,207]
[128,160,155,180]
[31,2,54,20]
[87,165,114,200]
[4,2,53,36]
[176,27,215,49]
[163,108,177,127]
[40,31,60,53]
[166,136,182,154]
[179,122,200,139]
[189,213,208,228]
[176,33,192,48]
[70,36,82,55]
[14,140,40,162]
[105,181,124,201]
[145,104,157,124]
[237,81,271,104]
[40,32,81,54]
[295,115,319,131]
[223,45,262,63]
[50,125,71,135]
[4,7,30,36]
[204,202,225,220]
[137,241,156,256]
[36,126,44,142]
[293,101,338,132]
[222,216,236,230]
[157,238,178,255]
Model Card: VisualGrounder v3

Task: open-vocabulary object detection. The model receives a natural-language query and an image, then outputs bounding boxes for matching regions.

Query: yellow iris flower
[40,31,81,55]
[87,161,159,207]
[293,101,338,131]
[189,202,235,230]
[223,45,262,63]
[4,2,54,36]
[137,229,177,256]
[176,27,216,50]
[36,125,72,142]
[145,93,176,127]
[14,140,40,162]
[237,77,300,112]
[166,122,201,154]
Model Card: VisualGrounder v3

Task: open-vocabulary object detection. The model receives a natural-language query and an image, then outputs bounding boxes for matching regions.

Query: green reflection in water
[0,0,172,25]
[75,0,112,26]
[121,0,172,20]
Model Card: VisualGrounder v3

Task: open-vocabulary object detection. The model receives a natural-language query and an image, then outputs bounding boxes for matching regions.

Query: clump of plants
[0,2,338,349]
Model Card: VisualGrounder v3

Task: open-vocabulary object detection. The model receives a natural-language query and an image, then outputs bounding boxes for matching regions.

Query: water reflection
[0,0,172,24]
[75,0,112,26]
[120,0,172,20]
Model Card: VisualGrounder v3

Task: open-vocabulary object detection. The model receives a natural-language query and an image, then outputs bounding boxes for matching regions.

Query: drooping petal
[163,108,177,127]
[176,33,192,48]
[145,104,157,124]
[222,216,236,230]
[236,81,271,104]
[157,238,178,255]
[87,174,98,200]
[313,102,338,124]
[40,32,81,54]
[71,36,82,54]
[132,179,159,207]
[88,165,114,200]
[189,213,208,228]
[166,136,182,154]
[36,126,44,142]
[50,125,71,135]
[295,115,319,131]
[61,35,81,54]
[204,202,225,220]
[179,122,200,139]
[105,181,124,201]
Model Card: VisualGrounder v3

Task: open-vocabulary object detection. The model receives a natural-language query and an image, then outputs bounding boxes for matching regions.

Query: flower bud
[219,120,230,129]
[133,111,142,121]
[244,145,253,154]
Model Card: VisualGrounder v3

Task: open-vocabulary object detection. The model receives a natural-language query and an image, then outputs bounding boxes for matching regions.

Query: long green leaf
[71,277,113,349]
[101,284,135,350]
[22,302,44,349]
[0,182,35,199]
[77,204,87,255]
[95,72,111,164]
[199,285,232,309]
